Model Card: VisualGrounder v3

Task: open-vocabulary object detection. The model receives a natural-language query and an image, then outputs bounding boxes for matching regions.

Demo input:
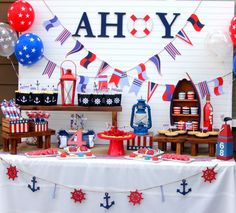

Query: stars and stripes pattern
[43,16,60,31]
[164,43,181,60]
[176,29,193,45]
[198,81,210,99]
[55,29,71,45]
[213,77,224,96]
[129,78,143,96]
[42,61,56,78]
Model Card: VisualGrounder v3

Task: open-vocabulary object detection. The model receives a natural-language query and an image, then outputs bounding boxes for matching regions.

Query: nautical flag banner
[98,75,108,90]
[119,72,130,88]
[147,82,158,103]
[164,42,181,60]
[213,77,224,96]
[162,84,175,101]
[97,61,110,76]
[129,78,143,96]
[109,69,124,87]
[42,61,56,78]
[77,76,89,93]
[43,16,60,31]
[149,54,161,75]
[198,81,210,99]
[80,51,97,69]
[66,40,84,57]
[176,29,193,45]
[55,28,71,45]
[135,63,148,81]
[187,14,205,32]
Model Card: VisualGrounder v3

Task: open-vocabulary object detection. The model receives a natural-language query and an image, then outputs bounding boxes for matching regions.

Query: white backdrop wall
[19,0,234,143]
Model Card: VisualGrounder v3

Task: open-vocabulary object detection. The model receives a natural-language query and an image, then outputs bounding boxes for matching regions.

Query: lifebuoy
[128,14,153,38]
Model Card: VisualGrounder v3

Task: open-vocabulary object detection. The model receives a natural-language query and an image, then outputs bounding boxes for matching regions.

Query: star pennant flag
[198,81,210,99]
[187,14,205,32]
[43,16,60,31]
[98,75,108,90]
[176,29,193,45]
[66,40,84,57]
[97,61,110,76]
[213,77,224,96]
[55,28,71,45]
[147,82,158,103]
[42,60,56,78]
[149,54,161,75]
[129,78,143,96]
[135,63,148,81]
[77,76,89,93]
[164,43,181,60]
[162,84,175,101]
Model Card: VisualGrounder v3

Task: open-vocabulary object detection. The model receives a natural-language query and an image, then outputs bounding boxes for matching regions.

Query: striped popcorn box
[173,106,181,114]
[187,91,195,100]
[192,121,198,131]
[177,121,186,130]
[126,132,153,150]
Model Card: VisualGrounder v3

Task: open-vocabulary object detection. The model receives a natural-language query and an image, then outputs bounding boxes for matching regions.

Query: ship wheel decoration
[6,165,18,180]
[71,189,86,203]
[202,167,217,183]
[128,190,143,205]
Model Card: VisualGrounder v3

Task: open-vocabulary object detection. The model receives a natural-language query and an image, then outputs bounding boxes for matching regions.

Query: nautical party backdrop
[18,0,234,141]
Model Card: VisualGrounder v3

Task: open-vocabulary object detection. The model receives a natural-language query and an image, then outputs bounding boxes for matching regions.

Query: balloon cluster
[0,0,44,66]
[229,16,236,46]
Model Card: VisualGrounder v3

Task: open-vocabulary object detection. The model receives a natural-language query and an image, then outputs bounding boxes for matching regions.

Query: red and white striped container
[177,121,186,130]
[173,106,181,114]
[187,91,195,100]
[192,121,198,131]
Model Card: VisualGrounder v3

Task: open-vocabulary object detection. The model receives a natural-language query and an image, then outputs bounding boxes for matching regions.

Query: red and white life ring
[128,14,153,38]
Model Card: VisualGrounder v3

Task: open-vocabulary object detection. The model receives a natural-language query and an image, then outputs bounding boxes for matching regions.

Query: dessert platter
[160,153,194,163]
[25,148,59,157]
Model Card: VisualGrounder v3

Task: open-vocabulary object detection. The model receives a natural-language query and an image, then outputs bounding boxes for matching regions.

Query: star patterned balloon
[15,33,44,66]
[7,0,35,32]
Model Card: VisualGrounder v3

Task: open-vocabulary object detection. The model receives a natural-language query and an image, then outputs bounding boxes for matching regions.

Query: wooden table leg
[176,143,182,155]
[10,139,17,155]
[3,138,9,152]
[44,135,51,149]
[190,144,197,156]
[158,141,164,150]
[209,144,216,157]
[112,112,117,127]
[37,136,43,148]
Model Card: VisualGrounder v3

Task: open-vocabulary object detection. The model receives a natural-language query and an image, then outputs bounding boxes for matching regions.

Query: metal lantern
[130,99,152,135]
[59,60,77,106]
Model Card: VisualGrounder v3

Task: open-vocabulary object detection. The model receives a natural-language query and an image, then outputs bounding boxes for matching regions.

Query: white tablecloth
[0,154,235,213]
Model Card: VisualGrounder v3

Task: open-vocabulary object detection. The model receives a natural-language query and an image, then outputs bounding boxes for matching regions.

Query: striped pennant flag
[162,84,175,101]
[42,61,56,78]
[66,40,84,57]
[129,78,143,96]
[55,28,71,45]
[176,29,193,46]
[149,54,161,75]
[77,76,89,93]
[164,42,181,60]
[97,61,110,76]
[213,77,224,96]
[98,75,108,90]
[43,16,60,31]
[147,82,158,103]
[135,63,148,81]
[198,81,210,99]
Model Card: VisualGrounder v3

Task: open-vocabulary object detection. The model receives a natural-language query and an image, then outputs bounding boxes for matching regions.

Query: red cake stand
[97,132,136,156]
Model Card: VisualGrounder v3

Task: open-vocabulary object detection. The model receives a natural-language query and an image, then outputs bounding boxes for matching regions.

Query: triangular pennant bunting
[213,77,224,96]
[66,40,84,57]
[119,72,130,88]
[42,60,56,78]
[129,78,143,96]
[164,42,181,60]
[135,63,148,81]
[109,69,124,87]
[147,82,158,103]
[43,16,60,31]
[97,61,110,76]
[187,14,205,32]
[198,81,210,99]
[80,51,97,69]
[55,28,71,45]
[77,76,89,93]
[176,29,193,45]
[162,84,175,101]
[149,54,161,75]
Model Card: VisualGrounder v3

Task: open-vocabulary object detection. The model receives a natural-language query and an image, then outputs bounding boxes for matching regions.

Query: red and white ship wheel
[128,14,153,38]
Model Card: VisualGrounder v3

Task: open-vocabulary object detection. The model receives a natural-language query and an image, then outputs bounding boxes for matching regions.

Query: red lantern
[59,61,77,106]
[7,0,35,32]
[229,16,236,45]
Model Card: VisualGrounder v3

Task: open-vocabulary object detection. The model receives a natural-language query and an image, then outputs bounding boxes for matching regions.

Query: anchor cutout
[177,179,191,196]
[28,176,40,192]
[100,192,115,209]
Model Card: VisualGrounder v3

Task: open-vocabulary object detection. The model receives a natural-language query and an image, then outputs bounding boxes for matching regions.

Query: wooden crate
[126,132,153,150]
[29,121,48,132]
[2,118,29,133]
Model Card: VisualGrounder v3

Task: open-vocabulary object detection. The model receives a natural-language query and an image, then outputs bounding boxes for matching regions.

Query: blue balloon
[234,55,236,77]
[15,33,44,66]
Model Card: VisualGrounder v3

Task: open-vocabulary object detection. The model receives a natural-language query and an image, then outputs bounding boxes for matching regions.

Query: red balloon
[229,16,236,45]
[7,0,35,32]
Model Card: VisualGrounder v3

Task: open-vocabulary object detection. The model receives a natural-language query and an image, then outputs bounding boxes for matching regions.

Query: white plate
[124,156,162,163]
[133,149,164,157]
[160,157,194,163]
[64,147,91,154]
[25,153,58,158]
